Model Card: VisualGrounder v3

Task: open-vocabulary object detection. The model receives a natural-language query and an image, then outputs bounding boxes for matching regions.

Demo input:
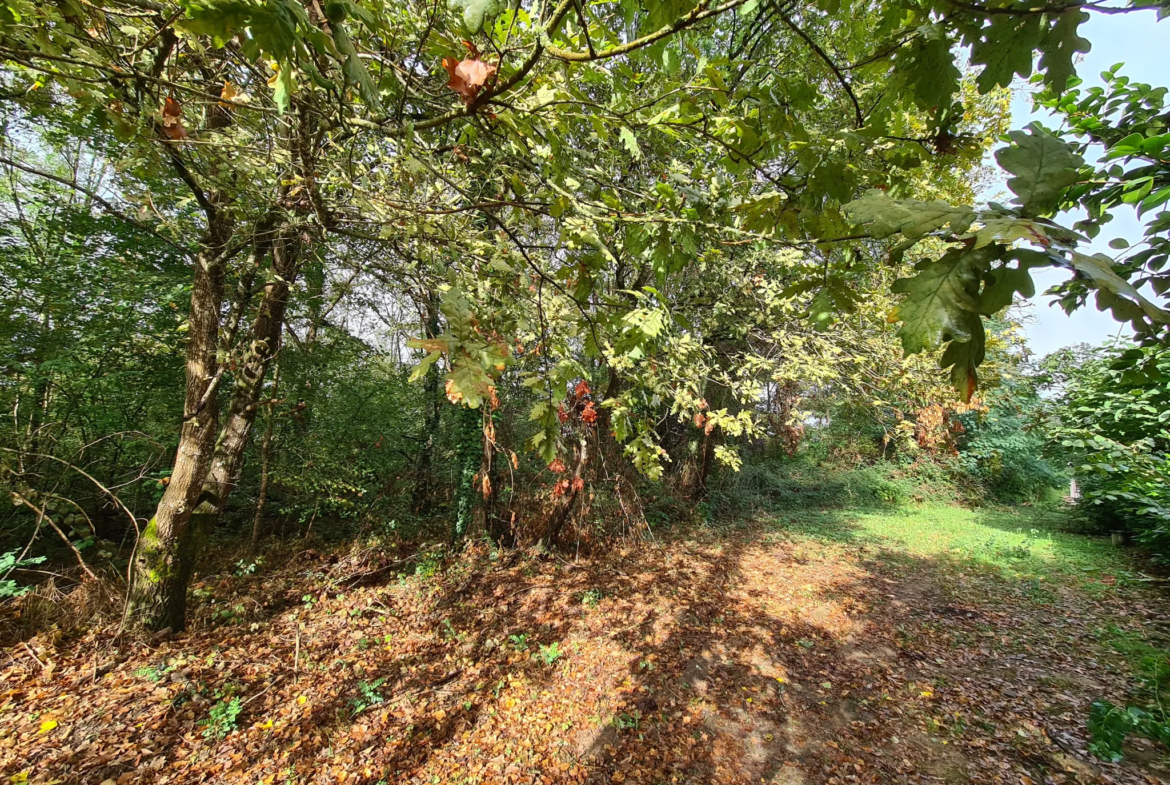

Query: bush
[1042,343,1170,558]
[708,457,918,516]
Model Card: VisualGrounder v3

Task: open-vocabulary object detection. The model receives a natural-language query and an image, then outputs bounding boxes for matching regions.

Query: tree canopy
[1,0,1168,628]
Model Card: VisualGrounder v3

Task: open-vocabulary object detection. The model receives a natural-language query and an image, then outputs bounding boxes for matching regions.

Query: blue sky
[997,10,1169,357]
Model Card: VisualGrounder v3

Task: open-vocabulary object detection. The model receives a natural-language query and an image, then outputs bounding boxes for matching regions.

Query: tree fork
[128,214,231,632]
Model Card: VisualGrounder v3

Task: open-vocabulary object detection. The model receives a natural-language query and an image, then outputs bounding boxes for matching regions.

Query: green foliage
[1088,700,1170,763]
[536,642,562,665]
[350,677,388,716]
[994,127,1084,215]
[414,551,442,579]
[447,0,500,34]
[1039,67,1170,317]
[954,369,1063,503]
[0,550,45,598]
[1041,342,1170,556]
[846,126,1169,398]
[1087,623,1170,760]
[200,697,243,739]
[234,558,264,577]
[0,0,1165,638]
[710,458,920,517]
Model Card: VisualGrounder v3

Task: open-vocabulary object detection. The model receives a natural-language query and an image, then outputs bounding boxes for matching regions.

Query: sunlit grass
[768,503,1140,587]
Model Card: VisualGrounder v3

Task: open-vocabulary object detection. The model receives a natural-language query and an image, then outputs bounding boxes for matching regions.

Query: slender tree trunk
[481,409,509,545]
[250,365,280,553]
[129,216,230,631]
[691,382,725,501]
[412,295,442,511]
[546,438,587,545]
[200,224,302,517]
[451,403,482,545]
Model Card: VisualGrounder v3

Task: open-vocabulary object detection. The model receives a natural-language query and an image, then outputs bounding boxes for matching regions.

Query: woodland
[2,0,1170,781]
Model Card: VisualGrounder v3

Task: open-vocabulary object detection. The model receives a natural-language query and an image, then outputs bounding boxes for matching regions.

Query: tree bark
[451,403,482,545]
[250,365,280,553]
[545,438,587,545]
[201,223,302,517]
[412,295,443,511]
[129,215,231,632]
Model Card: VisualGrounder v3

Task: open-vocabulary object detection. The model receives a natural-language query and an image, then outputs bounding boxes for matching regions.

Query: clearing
[3,504,1169,784]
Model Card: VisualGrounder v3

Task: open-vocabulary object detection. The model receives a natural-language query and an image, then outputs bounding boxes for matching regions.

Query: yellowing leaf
[39,719,58,733]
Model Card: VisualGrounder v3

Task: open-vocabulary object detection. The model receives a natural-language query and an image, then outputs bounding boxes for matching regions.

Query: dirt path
[3,518,1169,784]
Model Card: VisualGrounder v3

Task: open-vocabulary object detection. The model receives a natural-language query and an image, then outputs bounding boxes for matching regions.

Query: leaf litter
[3,520,1170,784]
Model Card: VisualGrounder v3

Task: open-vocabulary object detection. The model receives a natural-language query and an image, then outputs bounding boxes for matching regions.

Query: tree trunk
[412,295,443,512]
[129,217,230,632]
[250,365,280,553]
[201,224,302,517]
[546,438,587,545]
[451,403,482,545]
[481,409,511,546]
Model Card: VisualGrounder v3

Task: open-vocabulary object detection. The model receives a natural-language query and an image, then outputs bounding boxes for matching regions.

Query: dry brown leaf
[443,55,497,105]
[160,97,187,140]
[219,80,239,106]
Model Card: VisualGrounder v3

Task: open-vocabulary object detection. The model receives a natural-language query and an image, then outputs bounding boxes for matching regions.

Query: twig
[11,492,98,580]
[334,555,418,587]
[241,676,285,708]
[777,9,864,128]
[0,155,189,254]
[22,642,47,672]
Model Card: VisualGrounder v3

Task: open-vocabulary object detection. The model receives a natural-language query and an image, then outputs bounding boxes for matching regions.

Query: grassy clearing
[766,503,1140,586]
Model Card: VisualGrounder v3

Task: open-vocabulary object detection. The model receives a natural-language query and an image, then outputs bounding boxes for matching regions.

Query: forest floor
[4,504,1170,785]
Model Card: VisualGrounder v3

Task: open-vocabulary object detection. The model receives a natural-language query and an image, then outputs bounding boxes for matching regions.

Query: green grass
[766,503,1135,587]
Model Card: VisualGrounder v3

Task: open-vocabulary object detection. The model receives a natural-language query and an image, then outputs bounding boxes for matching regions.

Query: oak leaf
[219,80,238,106]
[160,97,187,140]
[443,52,497,105]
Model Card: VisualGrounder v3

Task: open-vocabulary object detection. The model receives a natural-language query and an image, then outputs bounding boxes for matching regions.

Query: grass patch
[764,503,1140,595]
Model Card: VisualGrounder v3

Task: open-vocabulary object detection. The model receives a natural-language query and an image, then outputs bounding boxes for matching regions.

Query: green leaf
[447,0,500,34]
[961,215,1080,250]
[844,190,975,240]
[894,24,961,110]
[968,14,1043,92]
[273,65,293,114]
[889,245,992,355]
[619,126,643,160]
[939,318,985,402]
[994,127,1083,215]
[1038,9,1090,95]
[331,21,382,110]
[1069,251,1170,327]
[662,46,680,75]
[976,252,1045,313]
[407,351,442,383]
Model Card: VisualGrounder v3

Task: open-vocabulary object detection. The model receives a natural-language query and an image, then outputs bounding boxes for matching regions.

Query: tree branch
[778,10,864,128]
[544,0,753,62]
[0,155,190,255]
